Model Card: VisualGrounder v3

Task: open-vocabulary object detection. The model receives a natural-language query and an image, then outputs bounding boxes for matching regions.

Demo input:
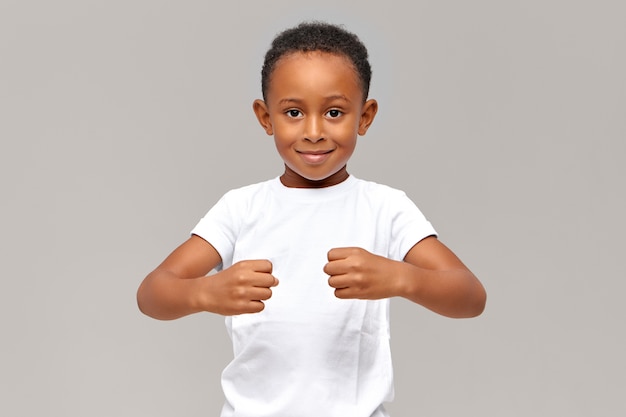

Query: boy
[137,21,486,417]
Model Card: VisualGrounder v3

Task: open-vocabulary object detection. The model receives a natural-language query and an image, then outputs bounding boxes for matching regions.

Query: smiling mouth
[297,149,333,155]
[297,149,334,164]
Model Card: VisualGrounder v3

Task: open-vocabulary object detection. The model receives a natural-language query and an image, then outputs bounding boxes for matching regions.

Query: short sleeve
[388,191,437,261]
[190,191,240,270]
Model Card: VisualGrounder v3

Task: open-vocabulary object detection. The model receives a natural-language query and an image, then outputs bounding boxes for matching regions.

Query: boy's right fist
[202,259,278,316]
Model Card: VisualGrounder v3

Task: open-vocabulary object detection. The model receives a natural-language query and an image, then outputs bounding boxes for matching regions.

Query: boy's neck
[280,165,350,188]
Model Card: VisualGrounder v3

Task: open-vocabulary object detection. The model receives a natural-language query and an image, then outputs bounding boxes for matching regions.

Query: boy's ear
[253,99,273,135]
[358,99,378,136]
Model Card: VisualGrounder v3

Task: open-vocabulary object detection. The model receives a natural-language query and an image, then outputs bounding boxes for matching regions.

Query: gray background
[1,0,624,416]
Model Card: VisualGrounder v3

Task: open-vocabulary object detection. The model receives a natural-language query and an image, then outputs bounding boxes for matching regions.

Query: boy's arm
[137,235,278,320]
[324,236,486,318]
[399,236,486,318]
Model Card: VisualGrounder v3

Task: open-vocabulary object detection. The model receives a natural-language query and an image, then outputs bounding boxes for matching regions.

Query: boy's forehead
[267,51,361,95]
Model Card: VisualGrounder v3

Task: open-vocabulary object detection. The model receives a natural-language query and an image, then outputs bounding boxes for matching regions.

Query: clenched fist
[204,259,279,315]
[324,247,401,300]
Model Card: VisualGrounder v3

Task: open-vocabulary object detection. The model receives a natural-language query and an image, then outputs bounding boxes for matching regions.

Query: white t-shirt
[191,175,436,417]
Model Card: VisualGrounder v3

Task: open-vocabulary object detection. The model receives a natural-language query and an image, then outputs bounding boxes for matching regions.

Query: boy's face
[253,51,377,188]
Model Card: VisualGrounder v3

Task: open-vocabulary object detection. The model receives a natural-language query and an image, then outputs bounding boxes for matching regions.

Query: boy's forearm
[397,262,486,318]
[137,270,205,320]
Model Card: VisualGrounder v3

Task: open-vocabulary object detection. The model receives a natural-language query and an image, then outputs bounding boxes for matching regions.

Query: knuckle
[351,274,366,289]
[349,247,361,255]
[233,274,246,284]
[349,260,363,272]
[232,287,247,299]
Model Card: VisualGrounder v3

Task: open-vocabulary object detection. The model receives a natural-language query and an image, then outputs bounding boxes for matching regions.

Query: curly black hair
[261,21,372,101]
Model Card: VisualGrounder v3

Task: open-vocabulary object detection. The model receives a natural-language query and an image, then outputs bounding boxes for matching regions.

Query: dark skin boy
[137,51,486,320]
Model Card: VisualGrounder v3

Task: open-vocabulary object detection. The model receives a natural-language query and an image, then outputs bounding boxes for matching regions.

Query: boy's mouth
[296,149,334,164]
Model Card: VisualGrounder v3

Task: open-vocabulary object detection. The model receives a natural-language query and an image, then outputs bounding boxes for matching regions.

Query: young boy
[137,21,486,417]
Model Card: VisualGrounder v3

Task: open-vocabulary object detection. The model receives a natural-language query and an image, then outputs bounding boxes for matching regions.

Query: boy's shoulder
[354,176,399,190]
[352,176,410,198]
[215,177,289,211]
[221,177,277,198]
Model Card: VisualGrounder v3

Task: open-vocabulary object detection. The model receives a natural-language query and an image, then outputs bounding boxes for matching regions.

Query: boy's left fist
[324,247,400,300]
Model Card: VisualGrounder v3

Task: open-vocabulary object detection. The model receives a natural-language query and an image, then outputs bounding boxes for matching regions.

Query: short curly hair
[261,21,372,101]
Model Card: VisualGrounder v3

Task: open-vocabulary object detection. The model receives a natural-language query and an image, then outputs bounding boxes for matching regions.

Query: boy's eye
[326,109,342,118]
[286,109,302,118]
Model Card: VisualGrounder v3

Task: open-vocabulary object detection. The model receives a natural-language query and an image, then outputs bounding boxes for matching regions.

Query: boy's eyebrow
[278,95,352,106]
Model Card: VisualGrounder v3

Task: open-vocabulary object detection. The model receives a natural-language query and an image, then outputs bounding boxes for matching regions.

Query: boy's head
[253,21,378,188]
[261,21,372,102]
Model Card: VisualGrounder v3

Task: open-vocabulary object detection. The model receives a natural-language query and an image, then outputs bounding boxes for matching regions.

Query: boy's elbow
[463,285,487,318]
[136,284,149,316]
[136,280,156,318]
[136,291,165,320]
[468,300,486,318]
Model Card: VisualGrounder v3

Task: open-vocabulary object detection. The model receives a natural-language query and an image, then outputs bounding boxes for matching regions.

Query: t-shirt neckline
[270,174,358,202]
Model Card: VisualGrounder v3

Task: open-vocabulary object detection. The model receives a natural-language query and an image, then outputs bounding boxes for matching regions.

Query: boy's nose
[304,116,323,142]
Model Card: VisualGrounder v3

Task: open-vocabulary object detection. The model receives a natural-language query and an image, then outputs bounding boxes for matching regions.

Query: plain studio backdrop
[1,1,624,416]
